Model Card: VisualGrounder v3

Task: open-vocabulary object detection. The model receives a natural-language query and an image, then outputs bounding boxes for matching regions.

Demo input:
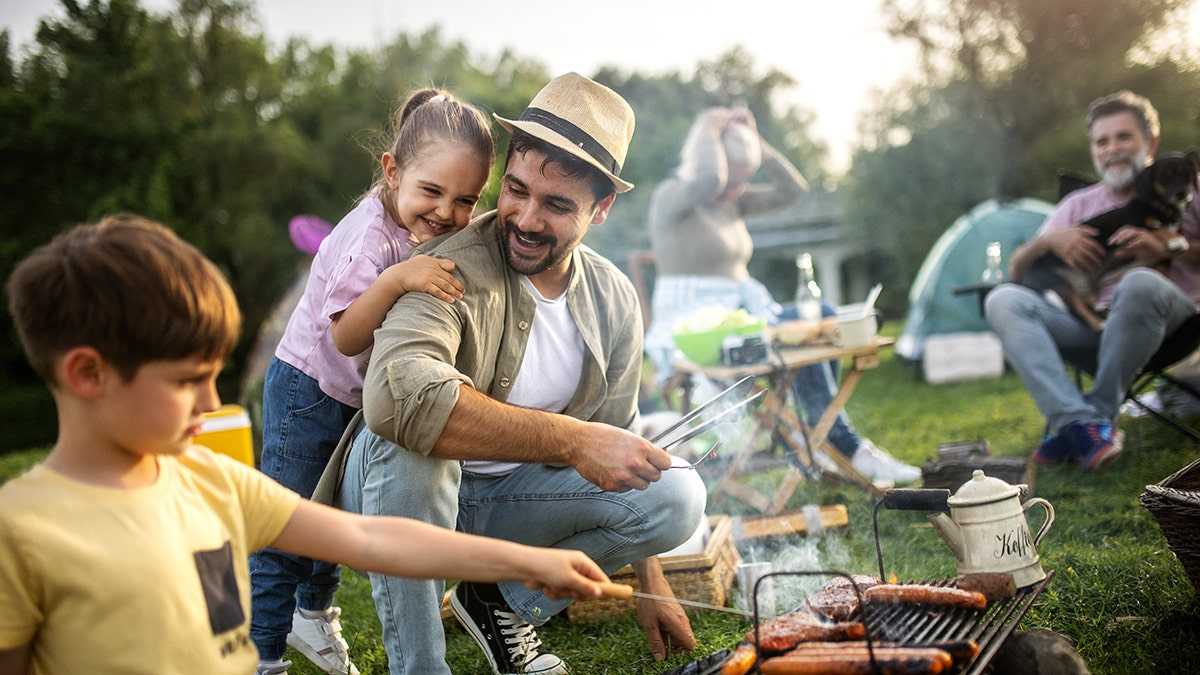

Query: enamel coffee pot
[927,470,1054,588]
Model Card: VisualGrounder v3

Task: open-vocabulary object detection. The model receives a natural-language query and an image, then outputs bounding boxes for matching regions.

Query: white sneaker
[286,607,360,675]
[851,440,922,484]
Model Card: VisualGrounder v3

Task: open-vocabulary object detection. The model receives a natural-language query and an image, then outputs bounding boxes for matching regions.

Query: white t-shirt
[464,276,584,476]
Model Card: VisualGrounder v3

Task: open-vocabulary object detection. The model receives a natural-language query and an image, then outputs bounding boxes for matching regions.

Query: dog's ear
[1135,157,1157,195]
[1187,149,1200,175]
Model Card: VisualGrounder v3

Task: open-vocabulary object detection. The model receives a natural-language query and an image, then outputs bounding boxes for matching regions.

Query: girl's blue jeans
[249,357,356,660]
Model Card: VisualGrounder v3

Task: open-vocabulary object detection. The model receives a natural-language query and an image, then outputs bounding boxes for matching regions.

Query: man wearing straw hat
[320,73,706,675]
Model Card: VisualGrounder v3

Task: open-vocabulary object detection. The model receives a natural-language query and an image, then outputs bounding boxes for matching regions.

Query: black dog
[1019,150,1200,331]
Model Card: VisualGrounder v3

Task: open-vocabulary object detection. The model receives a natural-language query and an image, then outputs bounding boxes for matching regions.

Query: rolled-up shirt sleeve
[361,288,472,455]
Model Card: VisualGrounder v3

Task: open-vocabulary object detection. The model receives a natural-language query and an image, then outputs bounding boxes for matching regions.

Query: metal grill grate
[859,571,1055,674]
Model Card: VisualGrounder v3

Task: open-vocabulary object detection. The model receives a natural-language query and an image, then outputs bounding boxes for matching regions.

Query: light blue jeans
[985,269,1194,432]
[778,301,861,456]
[336,420,708,675]
[250,358,357,660]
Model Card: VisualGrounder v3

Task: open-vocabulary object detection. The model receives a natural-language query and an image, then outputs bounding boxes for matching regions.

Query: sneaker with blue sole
[1032,429,1074,465]
[1069,422,1125,472]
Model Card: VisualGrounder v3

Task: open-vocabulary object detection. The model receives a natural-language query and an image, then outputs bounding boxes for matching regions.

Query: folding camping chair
[1124,313,1200,442]
[1053,314,1200,443]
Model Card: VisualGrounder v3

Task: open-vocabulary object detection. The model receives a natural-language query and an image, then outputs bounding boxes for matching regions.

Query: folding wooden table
[673,337,895,512]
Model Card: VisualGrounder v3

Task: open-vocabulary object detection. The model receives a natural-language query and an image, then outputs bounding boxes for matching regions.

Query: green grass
[4,326,1200,673]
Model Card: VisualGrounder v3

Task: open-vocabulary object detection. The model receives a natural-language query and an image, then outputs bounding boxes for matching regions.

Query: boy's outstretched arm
[271,499,609,601]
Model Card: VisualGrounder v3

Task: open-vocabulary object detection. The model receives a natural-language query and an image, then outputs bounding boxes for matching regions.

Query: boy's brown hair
[6,214,241,384]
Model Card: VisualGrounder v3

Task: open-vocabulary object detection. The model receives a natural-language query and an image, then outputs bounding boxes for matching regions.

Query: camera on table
[721,333,769,366]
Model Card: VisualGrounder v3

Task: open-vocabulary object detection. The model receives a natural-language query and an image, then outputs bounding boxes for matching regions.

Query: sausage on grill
[760,645,950,675]
[719,642,757,675]
[864,583,988,611]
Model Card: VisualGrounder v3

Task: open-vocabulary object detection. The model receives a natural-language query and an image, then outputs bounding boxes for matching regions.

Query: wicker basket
[567,515,741,623]
[1140,456,1200,598]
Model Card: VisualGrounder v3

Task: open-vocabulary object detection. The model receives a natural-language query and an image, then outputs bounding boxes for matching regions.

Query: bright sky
[6,1,1199,174]
[3,0,923,173]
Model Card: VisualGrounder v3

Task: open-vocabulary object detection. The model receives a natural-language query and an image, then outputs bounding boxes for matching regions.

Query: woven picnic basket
[1139,455,1200,598]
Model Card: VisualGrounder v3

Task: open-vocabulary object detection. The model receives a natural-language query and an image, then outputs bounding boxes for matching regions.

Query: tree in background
[0,2,515,447]
[845,0,1200,316]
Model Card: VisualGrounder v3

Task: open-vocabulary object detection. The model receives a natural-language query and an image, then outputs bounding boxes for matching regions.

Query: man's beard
[1095,146,1149,191]
[499,217,572,276]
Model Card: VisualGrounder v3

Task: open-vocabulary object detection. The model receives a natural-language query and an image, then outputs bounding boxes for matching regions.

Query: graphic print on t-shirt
[193,541,243,634]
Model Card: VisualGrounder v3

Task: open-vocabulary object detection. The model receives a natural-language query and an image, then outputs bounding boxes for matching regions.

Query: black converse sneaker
[449,582,567,675]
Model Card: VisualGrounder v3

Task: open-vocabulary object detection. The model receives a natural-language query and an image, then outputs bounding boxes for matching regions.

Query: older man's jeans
[777,302,862,456]
[986,269,1195,432]
[336,419,707,675]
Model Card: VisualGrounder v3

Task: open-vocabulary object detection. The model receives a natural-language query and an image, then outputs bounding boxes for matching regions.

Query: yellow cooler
[194,404,255,466]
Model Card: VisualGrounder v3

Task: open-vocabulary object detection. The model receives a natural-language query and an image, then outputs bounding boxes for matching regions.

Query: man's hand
[569,424,672,492]
[1108,225,1172,263]
[1047,226,1107,272]
[633,559,698,661]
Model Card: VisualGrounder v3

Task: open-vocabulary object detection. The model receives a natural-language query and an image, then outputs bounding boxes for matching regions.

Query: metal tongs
[652,375,766,453]
[594,377,767,490]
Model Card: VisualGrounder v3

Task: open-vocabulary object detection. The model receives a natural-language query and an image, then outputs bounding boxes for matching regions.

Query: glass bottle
[981,241,1004,285]
[795,252,823,321]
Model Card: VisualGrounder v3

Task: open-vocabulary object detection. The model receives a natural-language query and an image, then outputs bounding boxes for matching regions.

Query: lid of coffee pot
[947,469,1024,507]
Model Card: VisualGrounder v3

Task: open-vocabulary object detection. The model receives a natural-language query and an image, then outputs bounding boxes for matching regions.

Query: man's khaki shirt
[361,210,645,454]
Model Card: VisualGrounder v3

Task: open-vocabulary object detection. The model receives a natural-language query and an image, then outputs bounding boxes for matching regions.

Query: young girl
[249,88,495,675]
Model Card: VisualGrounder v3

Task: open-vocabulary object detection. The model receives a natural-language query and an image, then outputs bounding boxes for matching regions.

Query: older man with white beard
[986,90,1200,472]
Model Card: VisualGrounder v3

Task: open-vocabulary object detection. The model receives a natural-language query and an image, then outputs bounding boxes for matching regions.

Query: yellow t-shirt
[0,446,301,674]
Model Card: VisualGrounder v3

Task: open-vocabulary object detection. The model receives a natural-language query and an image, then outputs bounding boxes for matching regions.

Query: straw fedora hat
[495,72,636,193]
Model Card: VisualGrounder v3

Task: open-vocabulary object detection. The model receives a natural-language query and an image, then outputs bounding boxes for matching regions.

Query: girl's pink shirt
[275,196,414,408]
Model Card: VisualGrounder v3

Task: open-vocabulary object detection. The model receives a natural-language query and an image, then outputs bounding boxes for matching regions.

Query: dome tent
[896,198,1055,363]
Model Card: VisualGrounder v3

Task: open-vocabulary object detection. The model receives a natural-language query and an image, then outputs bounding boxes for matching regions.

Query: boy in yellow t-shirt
[0,215,611,675]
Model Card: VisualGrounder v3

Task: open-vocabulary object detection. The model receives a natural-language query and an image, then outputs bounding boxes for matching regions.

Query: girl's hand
[391,255,465,303]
